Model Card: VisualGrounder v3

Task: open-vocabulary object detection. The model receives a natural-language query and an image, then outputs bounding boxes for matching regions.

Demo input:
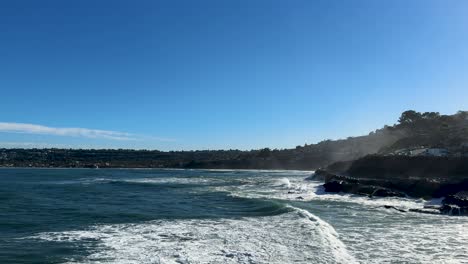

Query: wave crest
[31,208,356,264]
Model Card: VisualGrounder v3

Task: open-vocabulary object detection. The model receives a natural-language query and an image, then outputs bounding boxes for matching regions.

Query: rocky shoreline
[312,155,468,215]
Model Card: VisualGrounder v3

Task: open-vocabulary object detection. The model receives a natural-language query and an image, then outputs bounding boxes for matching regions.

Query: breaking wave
[31,206,356,264]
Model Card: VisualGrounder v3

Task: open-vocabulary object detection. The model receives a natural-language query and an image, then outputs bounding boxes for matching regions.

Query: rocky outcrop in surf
[440,192,468,215]
[313,156,468,215]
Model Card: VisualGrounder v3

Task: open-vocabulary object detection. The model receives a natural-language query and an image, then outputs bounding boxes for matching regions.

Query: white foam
[275,178,292,189]
[32,208,356,264]
[216,174,430,211]
[288,206,358,264]
[120,177,216,185]
[51,177,220,186]
[337,213,468,263]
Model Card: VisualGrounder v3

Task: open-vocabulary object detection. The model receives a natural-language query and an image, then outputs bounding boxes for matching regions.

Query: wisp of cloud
[0,122,137,141]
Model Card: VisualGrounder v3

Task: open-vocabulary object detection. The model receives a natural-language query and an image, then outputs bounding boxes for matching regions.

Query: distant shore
[0,166,313,172]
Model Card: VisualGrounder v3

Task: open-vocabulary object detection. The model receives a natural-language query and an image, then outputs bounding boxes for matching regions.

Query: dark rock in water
[372,188,406,198]
[440,191,468,215]
[321,155,468,199]
[352,185,379,196]
[323,180,344,192]
[318,161,468,216]
[296,196,304,200]
[442,191,468,207]
[409,208,441,215]
[321,173,406,198]
[306,169,333,181]
[318,156,468,216]
[440,204,468,216]
[383,205,407,212]
[423,205,441,210]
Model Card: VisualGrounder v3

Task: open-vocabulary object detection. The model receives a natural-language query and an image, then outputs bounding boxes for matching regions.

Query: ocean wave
[50,177,225,187]
[288,206,358,264]
[30,207,356,264]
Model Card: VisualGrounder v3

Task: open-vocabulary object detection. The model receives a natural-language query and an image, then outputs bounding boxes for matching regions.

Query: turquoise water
[1,168,467,263]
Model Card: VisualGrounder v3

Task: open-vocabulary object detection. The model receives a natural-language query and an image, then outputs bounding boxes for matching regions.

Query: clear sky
[1,0,467,150]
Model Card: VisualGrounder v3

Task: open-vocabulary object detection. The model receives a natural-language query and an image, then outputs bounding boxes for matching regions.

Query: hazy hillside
[186,110,468,169]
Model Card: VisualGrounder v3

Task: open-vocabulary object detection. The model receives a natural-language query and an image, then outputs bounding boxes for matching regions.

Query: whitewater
[1,168,467,263]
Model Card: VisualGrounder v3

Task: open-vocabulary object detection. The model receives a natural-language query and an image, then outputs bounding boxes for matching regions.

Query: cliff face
[334,155,468,180]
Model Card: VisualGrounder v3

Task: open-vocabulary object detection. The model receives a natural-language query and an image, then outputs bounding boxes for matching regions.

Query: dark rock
[440,204,468,215]
[372,188,406,198]
[383,205,407,212]
[440,191,468,215]
[296,196,304,200]
[306,169,333,181]
[409,208,441,215]
[317,155,468,216]
[323,155,468,199]
[323,180,344,192]
[442,191,468,207]
[352,185,378,196]
[423,205,441,209]
[322,174,406,198]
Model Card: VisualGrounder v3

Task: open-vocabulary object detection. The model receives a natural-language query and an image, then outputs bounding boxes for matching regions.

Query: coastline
[0,166,314,172]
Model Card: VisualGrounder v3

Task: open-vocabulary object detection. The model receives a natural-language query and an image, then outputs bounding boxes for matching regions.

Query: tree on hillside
[398,110,422,124]
[422,112,440,119]
[257,148,272,158]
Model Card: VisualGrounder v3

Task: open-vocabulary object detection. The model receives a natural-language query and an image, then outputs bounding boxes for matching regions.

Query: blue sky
[1,0,467,150]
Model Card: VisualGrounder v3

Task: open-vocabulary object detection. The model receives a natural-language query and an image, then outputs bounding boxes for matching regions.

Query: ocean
[1,168,467,264]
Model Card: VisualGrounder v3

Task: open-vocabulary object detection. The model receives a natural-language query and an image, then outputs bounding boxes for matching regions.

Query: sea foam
[32,208,356,264]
